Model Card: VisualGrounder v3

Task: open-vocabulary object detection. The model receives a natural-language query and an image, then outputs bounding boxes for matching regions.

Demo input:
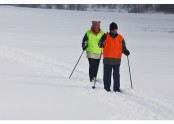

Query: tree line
[2,4,174,13]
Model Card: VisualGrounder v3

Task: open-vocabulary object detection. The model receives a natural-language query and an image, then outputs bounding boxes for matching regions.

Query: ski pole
[127,56,133,89]
[92,51,102,89]
[69,50,84,78]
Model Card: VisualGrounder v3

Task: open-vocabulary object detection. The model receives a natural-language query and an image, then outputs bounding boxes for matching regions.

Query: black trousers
[103,64,120,91]
[88,58,100,81]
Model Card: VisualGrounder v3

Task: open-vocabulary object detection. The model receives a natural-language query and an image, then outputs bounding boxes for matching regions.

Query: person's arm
[122,39,130,56]
[98,33,107,48]
[82,33,88,50]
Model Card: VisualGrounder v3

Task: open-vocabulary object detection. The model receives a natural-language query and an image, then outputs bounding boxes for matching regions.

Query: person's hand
[82,43,87,51]
[124,49,130,56]
[98,42,104,48]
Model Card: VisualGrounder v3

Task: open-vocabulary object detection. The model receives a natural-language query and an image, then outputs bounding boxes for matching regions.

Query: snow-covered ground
[0,6,174,120]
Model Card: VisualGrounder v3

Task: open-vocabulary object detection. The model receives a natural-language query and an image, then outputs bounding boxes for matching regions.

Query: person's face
[111,29,117,34]
[93,25,100,32]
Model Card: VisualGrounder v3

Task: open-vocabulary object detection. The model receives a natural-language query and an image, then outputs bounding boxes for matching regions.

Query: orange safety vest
[103,33,123,59]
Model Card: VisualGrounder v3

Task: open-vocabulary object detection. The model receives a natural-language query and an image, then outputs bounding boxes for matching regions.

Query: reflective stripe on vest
[103,33,123,59]
[86,30,104,54]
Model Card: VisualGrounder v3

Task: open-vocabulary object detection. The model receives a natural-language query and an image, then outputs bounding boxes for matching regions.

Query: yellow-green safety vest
[86,30,104,54]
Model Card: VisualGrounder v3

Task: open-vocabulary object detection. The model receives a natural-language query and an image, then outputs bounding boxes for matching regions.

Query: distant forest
[2,4,174,13]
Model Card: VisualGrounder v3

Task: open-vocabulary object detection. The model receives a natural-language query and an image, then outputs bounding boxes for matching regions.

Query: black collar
[109,32,118,38]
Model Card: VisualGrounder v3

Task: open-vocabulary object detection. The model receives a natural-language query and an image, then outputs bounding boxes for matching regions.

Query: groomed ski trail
[1,45,174,119]
[0,45,87,78]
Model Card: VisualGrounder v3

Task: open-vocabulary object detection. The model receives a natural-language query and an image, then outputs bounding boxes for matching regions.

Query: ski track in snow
[78,87,174,119]
[0,46,73,77]
[1,45,174,119]
[115,90,174,119]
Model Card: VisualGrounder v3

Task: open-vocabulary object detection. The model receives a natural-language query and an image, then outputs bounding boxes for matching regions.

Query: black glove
[98,41,105,48]
[99,34,106,48]
[124,49,130,56]
[82,43,87,51]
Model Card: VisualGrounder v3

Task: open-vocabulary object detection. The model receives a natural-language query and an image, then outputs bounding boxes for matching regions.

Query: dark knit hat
[110,22,118,31]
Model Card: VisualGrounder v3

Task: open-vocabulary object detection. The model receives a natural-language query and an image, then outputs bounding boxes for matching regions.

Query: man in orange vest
[99,22,130,92]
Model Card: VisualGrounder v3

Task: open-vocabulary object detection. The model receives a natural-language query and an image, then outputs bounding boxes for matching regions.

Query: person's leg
[103,64,112,91]
[93,59,100,79]
[88,58,95,82]
[113,64,120,92]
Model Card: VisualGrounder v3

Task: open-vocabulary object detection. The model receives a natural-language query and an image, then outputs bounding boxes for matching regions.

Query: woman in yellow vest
[99,22,130,92]
[82,21,104,82]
